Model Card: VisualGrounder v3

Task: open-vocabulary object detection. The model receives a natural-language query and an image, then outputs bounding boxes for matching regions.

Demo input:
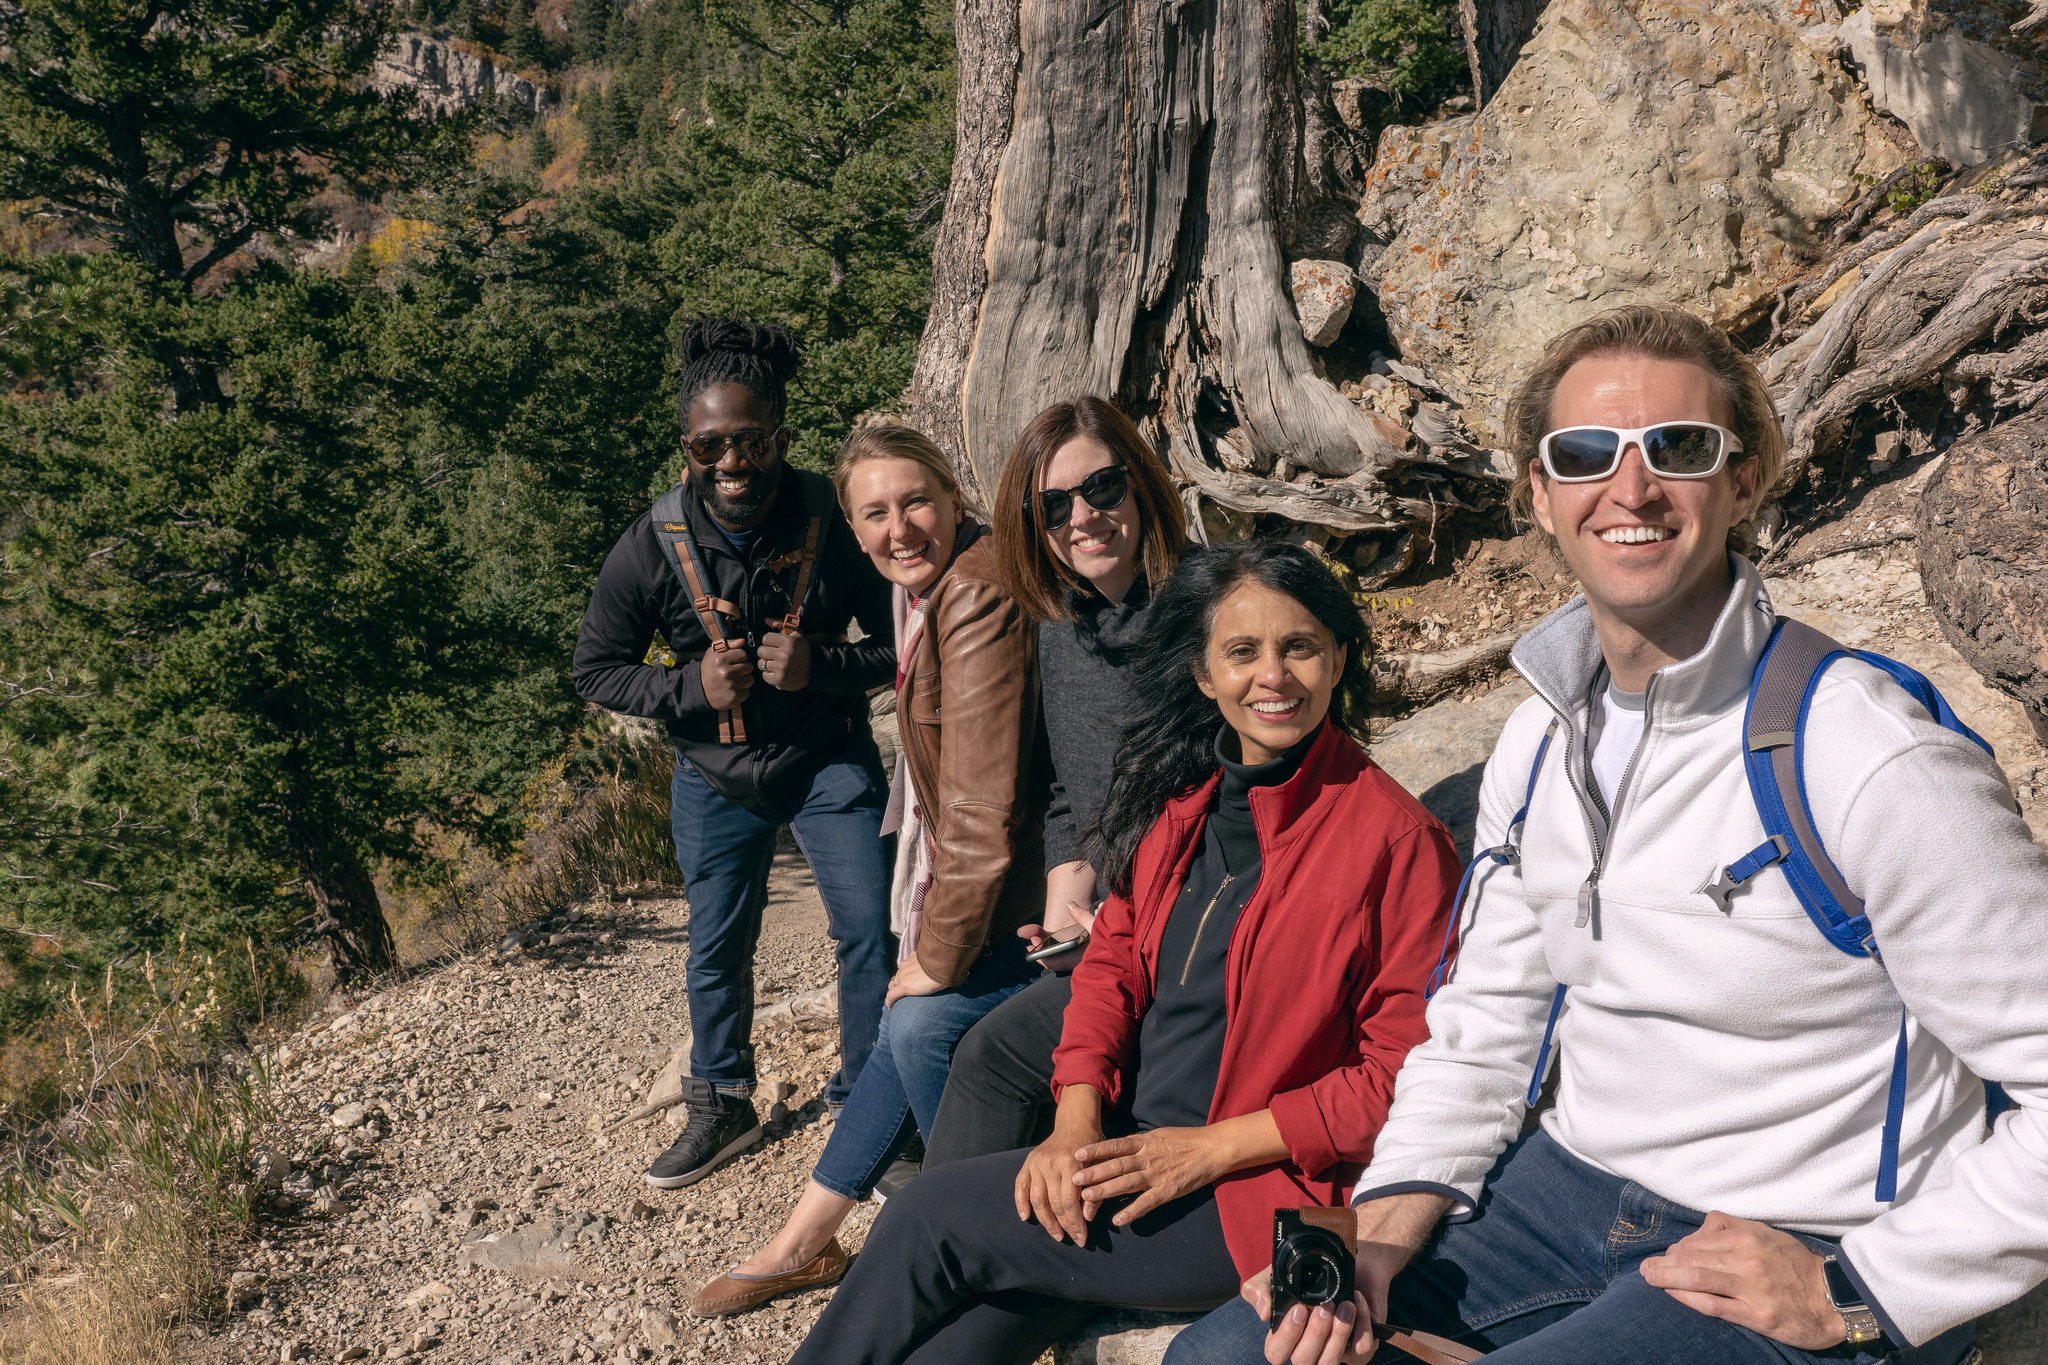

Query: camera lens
[1276,1242,1346,1307]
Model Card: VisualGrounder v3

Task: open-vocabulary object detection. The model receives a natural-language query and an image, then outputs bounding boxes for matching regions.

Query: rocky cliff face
[372,32,554,118]
[1365,0,1904,443]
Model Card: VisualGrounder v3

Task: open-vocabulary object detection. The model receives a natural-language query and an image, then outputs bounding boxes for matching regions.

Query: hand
[1070,1126,1235,1226]
[1015,1118,1102,1246]
[699,645,755,710]
[756,630,811,691]
[1250,1282,1377,1365]
[1639,1211,1846,1349]
[884,956,946,1008]
[1018,905,1095,954]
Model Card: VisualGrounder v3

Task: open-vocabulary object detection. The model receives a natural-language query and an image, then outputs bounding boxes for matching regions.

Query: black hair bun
[677,317,802,382]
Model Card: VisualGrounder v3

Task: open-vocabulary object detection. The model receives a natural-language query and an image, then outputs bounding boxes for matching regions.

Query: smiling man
[572,318,896,1190]
[1164,306,2048,1365]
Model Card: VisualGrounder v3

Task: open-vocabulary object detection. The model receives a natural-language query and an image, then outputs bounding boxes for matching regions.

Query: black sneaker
[645,1077,762,1189]
[870,1130,925,1204]
[871,1156,921,1203]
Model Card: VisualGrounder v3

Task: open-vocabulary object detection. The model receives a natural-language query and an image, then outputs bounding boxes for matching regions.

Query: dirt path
[212,835,876,1364]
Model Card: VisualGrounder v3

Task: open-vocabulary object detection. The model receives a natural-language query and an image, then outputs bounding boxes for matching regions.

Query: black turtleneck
[1129,725,1314,1132]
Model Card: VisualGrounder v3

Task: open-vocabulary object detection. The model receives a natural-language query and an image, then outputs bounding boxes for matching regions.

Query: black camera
[1269,1207,1356,1332]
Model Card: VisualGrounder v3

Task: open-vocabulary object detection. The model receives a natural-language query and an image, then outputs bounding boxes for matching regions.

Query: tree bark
[909,0,1407,520]
[293,826,397,981]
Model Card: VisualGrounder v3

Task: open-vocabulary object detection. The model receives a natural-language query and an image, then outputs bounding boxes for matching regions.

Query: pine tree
[671,0,954,453]
[529,119,556,173]
[0,0,448,291]
[568,0,610,65]
[582,83,614,168]
[504,0,542,67]
[452,0,481,42]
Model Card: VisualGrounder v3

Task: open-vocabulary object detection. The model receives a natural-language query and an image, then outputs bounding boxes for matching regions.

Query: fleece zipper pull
[1575,875,1597,929]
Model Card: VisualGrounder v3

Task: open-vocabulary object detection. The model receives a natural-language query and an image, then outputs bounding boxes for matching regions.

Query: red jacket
[1051,720,1460,1278]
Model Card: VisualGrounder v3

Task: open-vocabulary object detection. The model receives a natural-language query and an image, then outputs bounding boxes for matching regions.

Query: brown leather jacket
[898,526,1052,986]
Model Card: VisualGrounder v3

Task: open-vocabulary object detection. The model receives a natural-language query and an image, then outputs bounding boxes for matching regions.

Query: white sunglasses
[1536,422,1744,483]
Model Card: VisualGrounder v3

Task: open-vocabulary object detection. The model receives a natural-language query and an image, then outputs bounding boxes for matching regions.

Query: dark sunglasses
[1536,422,1743,483]
[1030,464,1129,530]
[683,427,782,466]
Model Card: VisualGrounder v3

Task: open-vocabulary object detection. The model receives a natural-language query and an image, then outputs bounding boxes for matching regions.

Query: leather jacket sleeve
[913,573,1041,987]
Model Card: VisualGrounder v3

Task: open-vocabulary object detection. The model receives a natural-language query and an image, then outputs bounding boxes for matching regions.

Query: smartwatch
[1823,1255,1884,1347]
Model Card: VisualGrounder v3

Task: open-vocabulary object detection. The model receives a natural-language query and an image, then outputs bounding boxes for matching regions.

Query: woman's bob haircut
[992,397,1188,622]
[1505,304,1784,550]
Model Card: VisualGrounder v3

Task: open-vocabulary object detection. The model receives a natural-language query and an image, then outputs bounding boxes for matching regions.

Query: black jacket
[570,469,895,814]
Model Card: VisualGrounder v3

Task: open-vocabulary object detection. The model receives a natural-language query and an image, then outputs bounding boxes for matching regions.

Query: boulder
[1289,260,1359,346]
[1917,413,2048,743]
[1837,1,2048,169]
[1366,0,1902,444]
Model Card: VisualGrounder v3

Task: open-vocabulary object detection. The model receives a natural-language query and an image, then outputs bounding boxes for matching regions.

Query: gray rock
[1054,1309,1200,1363]
[1368,0,1903,443]
[1373,677,1538,860]
[1289,260,1358,347]
[370,31,553,117]
[640,1307,681,1347]
[457,1212,602,1278]
[251,1147,291,1188]
[1838,5,2048,169]
[330,1102,369,1130]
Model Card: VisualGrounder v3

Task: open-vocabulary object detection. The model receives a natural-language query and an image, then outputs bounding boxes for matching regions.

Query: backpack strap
[766,471,832,636]
[1728,614,2002,1200]
[651,486,748,745]
[1426,720,1556,999]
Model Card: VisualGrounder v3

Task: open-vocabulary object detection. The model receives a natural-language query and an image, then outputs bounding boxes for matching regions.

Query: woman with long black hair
[785,541,1462,1365]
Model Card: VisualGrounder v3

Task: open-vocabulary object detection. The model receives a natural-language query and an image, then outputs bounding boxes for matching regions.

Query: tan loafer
[690,1238,849,1317]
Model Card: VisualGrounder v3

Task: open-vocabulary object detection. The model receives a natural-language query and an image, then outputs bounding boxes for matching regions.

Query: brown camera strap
[773,514,823,636]
[1376,1325,1486,1365]
[668,542,747,745]
[1295,1205,1356,1255]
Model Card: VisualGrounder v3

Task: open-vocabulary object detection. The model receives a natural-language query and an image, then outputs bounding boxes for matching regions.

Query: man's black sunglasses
[683,427,782,465]
[1029,465,1129,530]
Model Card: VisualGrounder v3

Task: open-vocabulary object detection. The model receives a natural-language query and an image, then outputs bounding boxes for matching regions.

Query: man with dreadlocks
[573,318,897,1188]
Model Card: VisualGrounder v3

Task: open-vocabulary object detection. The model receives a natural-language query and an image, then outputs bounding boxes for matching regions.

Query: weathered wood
[903,0,1023,503]
[1372,623,1533,710]
[1919,411,2048,743]
[908,0,1409,505]
[1787,234,2048,480]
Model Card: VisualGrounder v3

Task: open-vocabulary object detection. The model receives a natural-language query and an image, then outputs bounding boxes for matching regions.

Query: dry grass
[0,966,271,1364]
[384,722,683,965]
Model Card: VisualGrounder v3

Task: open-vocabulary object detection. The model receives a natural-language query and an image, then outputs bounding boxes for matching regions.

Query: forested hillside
[0,0,960,1095]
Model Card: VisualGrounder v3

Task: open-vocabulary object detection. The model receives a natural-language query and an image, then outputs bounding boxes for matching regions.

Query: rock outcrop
[1365,0,1902,443]
[1837,1,2048,169]
[372,32,555,118]
[1919,411,2048,742]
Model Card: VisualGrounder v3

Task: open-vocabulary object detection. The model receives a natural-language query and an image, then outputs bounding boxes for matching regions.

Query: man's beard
[690,459,784,525]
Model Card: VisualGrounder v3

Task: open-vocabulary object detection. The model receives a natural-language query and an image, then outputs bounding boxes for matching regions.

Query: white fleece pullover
[1355,557,2048,1347]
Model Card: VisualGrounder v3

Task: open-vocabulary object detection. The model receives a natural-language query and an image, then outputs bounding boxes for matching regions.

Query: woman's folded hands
[1017,1089,1290,1242]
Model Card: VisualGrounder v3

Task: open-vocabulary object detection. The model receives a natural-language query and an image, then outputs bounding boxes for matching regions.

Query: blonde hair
[832,423,961,512]
[1506,306,1785,549]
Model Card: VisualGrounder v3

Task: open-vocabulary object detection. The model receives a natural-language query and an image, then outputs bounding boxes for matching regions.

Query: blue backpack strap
[1730,615,2002,1200]
[1425,722,1555,999]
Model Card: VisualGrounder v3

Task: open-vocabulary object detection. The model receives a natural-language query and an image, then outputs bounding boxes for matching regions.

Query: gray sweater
[1038,578,1154,872]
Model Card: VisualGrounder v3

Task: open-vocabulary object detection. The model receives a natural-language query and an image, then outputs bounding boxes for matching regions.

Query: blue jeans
[669,749,892,1107]
[811,937,1035,1200]
[1164,1131,1977,1365]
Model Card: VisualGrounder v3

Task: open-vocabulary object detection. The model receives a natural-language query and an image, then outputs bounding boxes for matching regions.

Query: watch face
[1823,1257,1863,1310]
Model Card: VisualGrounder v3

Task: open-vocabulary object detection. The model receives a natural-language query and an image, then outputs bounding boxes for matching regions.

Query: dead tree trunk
[292,822,397,981]
[909,0,1409,534]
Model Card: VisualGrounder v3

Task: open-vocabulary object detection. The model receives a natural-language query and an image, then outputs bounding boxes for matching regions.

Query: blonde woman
[689,424,1052,1318]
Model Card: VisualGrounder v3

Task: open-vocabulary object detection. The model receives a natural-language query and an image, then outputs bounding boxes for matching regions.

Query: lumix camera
[1269,1207,1356,1332]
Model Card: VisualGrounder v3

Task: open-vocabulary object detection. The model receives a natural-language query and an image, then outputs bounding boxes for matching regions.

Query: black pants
[926,972,1070,1167]
[787,1148,1239,1365]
